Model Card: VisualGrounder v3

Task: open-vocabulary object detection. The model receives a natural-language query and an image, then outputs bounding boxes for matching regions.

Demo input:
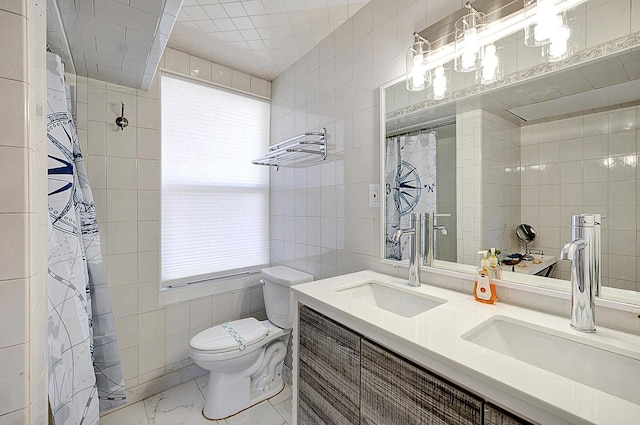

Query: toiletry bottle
[489,248,502,280]
[474,250,498,304]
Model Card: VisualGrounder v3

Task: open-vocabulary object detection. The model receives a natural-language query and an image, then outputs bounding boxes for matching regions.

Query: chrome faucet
[422,212,449,267]
[560,214,601,332]
[392,213,421,287]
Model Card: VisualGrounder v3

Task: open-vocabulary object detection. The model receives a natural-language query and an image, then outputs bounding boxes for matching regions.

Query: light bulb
[533,22,549,43]
[432,66,447,99]
[480,44,499,83]
[406,37,431,91]
[461,27,479,70]
[534,0,555,43]
[411,53,426,89]
[548,24,570,58]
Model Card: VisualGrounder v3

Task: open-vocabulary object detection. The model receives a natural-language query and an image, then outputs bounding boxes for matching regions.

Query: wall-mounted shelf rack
[252,128,326,170]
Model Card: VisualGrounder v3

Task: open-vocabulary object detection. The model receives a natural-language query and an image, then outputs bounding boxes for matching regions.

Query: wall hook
[115,102,129,130]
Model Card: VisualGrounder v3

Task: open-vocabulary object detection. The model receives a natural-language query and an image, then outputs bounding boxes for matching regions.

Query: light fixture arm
[412,32,429,53]
[462,1,484,27]
[465,1,479,16]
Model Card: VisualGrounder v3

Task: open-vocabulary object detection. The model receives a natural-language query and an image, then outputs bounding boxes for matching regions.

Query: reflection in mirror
[384,120,457,262]
[382,40,640,299]
[515,224,536,261]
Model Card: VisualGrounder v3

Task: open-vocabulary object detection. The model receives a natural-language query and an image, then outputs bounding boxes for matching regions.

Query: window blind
[161,74,270,286]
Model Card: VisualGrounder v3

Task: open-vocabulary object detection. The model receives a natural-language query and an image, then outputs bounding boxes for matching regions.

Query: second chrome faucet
[392,212,449,287]
[423,212,449,267]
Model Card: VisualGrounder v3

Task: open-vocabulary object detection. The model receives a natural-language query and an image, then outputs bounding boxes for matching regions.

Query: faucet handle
[560,238,586,260]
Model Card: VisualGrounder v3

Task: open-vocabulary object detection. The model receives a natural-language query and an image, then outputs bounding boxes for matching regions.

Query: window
[161,74,270,288]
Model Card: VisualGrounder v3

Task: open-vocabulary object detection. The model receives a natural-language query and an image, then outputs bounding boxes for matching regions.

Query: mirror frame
[378,33,640,308]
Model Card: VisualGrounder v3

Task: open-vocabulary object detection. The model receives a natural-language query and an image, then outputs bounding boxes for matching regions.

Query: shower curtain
[385,132,437,260]
[46,52,126,424]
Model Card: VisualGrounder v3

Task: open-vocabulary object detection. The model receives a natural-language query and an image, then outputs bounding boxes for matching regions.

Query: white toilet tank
[261,266,313,329]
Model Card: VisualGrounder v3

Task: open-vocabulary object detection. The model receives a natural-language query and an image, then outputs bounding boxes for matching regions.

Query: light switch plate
[369,184,380,208]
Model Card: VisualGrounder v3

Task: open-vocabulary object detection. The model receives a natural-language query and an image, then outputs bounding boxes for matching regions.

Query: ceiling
[47,0,183,90]
[47,0,369,89]
[167,0,371,81]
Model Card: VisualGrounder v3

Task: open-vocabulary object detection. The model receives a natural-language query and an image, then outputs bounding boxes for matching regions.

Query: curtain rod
[386,118,456,139]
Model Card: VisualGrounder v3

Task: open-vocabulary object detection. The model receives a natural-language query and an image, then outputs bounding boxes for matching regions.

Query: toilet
[189,265,313,420]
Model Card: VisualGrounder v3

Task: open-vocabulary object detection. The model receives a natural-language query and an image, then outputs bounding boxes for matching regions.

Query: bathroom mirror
[380,34,640,305]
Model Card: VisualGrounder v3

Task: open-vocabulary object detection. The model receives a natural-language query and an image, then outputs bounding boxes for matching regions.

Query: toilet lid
[190,318,268,353]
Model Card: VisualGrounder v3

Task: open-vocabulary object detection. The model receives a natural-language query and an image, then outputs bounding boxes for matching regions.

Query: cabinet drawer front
[298,306,361,425]
[361,340,483,425]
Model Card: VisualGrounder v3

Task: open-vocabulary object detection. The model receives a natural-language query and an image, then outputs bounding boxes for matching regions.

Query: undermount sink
[462,316,640,406]
[334,281,446,318]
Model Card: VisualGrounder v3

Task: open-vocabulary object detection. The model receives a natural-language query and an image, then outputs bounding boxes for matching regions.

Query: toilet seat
[190,318,268,354]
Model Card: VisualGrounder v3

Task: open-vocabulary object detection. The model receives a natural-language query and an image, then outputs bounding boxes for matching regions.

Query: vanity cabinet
[298,306,361,424]
[298,306,533,425]
[361,339,483,425]
[484,404,533,425]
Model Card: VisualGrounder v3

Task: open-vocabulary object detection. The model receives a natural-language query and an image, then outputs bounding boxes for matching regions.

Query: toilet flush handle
[260,279,265,286]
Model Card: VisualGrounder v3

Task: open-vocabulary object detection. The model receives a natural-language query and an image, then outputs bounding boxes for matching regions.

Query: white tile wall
[585,0,632,48]
[481,111,521,256]
[0,2,48,423]
[164,47,271,98]
[457,110,483,265]
[521,106,640,290]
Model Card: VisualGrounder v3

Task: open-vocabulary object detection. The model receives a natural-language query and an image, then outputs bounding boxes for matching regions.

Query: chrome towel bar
[252,127,326,170]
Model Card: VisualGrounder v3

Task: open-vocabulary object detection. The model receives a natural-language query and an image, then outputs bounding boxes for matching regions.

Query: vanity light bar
[420,0,589,73]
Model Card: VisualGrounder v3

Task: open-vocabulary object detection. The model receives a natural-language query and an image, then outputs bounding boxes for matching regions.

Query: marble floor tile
[100,400,149,425]
[194,373,208,396]
[144,380,216,425]
[99,378,292,425]
[271,398,292,425]
[269,384,292,424]
[222,400,286,425]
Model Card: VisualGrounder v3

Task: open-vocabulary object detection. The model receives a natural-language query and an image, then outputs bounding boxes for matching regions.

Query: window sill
[159,272,262,305]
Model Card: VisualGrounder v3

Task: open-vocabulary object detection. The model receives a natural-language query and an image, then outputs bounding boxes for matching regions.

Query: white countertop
[293,270,640,425]
[508,254,557,275]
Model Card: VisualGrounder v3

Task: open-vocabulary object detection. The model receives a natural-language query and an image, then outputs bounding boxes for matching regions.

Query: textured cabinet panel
[484,403,534,425]
[361,339,483,425]
[298,306,361,425]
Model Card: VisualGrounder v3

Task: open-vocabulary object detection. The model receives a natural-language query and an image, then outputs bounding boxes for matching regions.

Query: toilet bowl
[189,266,313,420]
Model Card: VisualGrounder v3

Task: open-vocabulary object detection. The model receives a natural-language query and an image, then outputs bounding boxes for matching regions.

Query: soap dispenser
[474,250,498,304]
[488,248,502,280]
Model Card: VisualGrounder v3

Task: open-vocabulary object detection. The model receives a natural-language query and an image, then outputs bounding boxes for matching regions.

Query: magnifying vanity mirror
[380,29,640,305]
[515,224,536,261]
